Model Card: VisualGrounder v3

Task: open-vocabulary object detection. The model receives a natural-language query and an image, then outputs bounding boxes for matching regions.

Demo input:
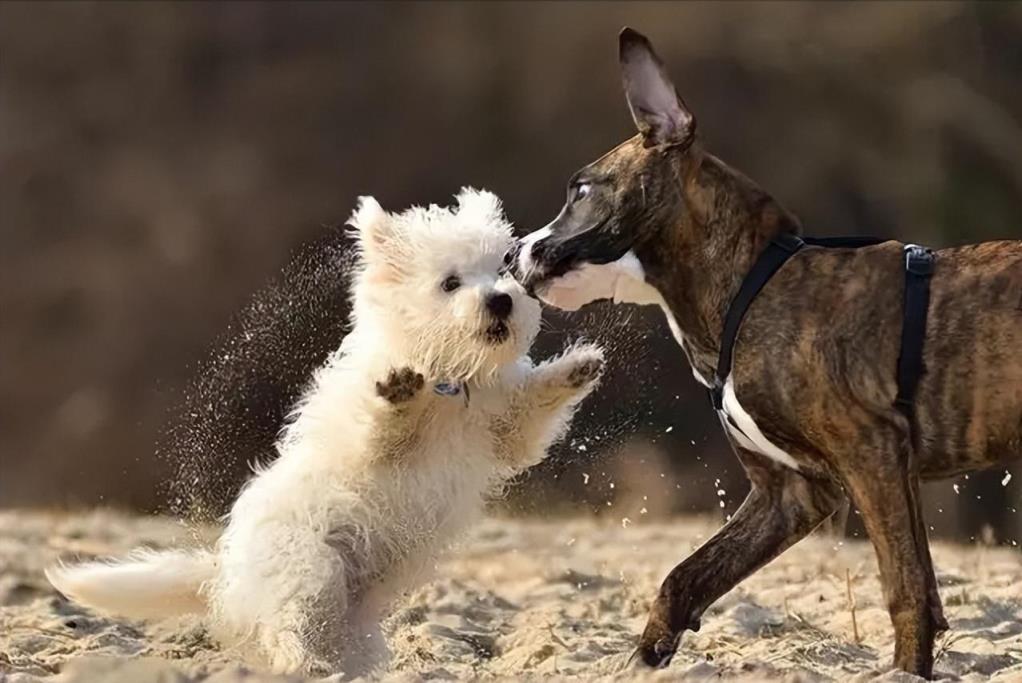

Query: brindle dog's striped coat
[518,28,1022,679]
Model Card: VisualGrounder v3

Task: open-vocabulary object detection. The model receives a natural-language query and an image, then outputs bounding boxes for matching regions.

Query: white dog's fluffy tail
[45,549,216,620]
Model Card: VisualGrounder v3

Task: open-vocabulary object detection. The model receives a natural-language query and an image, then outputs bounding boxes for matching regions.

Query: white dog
[47,188,604,677]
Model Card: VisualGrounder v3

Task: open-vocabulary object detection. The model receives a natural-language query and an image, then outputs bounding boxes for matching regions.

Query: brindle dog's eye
[440,275,461,293]
[499,243,519,276]
[570,181,592,203]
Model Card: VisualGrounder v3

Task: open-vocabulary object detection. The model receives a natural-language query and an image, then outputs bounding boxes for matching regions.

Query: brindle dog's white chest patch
[719,376,800,470]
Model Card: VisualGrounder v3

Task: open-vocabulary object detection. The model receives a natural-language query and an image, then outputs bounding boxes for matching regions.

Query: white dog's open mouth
[483,320,510,344]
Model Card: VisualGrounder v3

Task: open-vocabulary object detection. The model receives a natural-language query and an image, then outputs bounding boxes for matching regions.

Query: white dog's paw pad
[376,368,425,403]
[567,356,605,388]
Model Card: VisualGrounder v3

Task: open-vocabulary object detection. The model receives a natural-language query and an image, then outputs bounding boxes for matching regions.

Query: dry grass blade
[846,567,860,645]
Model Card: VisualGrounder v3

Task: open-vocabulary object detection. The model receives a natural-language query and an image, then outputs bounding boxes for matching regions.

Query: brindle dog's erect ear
[619,27,695,148]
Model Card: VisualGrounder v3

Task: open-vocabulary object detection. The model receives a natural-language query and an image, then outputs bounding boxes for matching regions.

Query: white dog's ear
[347,194,402,282]
[454,187,505,227]
[348,196,402,278]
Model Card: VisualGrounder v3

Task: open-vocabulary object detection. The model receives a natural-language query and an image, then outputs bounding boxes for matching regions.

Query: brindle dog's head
[515,28,702,308]
[517,29,791,313]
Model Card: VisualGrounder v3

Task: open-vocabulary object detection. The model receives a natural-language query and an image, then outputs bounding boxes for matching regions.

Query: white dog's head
[347,188,541,383]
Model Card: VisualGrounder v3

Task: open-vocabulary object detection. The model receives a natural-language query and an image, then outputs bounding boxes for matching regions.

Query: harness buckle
[904,244,935,276]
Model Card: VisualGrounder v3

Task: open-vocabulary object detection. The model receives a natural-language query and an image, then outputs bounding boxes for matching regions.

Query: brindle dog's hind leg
[832,424,948,678]
[631,448,844,667]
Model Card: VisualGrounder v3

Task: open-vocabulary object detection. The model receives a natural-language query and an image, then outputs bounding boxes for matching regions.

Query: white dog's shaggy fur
[46,188,604,677]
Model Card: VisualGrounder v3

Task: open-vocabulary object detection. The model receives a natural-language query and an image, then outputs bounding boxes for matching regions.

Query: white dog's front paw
[375,367,425,404]
[542,343,605,393]
[563,345,606,389]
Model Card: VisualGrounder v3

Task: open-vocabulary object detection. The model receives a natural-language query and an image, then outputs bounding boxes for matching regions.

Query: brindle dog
[517,28,1022,679]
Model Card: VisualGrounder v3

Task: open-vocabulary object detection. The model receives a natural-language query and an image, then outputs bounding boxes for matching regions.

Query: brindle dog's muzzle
[517,219,633,297]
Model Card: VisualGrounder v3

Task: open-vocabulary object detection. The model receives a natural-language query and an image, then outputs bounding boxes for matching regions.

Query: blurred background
[2,1,1020,543]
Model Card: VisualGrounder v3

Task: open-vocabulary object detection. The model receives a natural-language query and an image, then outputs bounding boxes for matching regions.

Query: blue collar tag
[433,382,462,397]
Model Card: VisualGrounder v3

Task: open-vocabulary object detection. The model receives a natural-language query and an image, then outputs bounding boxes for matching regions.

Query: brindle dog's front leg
[633,449,843,667]
[833,427,948,678]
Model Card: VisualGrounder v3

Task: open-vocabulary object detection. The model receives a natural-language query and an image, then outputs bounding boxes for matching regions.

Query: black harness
[710,232,935,424]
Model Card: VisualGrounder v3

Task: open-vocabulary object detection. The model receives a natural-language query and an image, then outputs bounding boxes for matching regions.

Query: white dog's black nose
[486,292,513,319]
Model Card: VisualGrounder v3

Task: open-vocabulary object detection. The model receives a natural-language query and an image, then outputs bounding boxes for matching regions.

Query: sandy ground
[1,510,1020,682]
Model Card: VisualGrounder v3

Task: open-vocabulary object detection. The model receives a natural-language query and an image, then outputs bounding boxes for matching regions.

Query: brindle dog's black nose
[486,292,513,319]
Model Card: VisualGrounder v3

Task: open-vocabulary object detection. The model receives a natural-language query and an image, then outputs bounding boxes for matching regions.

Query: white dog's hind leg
[210,508,357,675]
[233,569,349,676]
[335,604,390,679]
[264,628,325,675]
[261,595,388,679]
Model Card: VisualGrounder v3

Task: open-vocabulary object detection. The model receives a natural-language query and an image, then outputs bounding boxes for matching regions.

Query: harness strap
[894,245,935,418]
[710,234,935,420]
[711,232,805,409]
[802,236,886,249]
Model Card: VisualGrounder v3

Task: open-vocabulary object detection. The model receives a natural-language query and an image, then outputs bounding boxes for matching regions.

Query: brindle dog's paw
[564,345,606,389]
[376,367,425,404]
[625,636,679,670]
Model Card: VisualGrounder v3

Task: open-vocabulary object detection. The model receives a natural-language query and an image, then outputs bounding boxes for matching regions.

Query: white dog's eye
[441,275,461,293]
